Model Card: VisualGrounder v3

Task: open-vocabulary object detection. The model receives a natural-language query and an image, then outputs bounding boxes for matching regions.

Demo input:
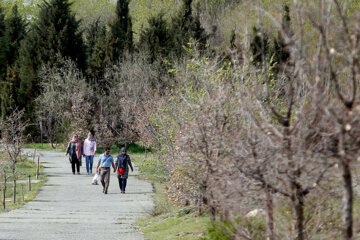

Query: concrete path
[0,150,154,240]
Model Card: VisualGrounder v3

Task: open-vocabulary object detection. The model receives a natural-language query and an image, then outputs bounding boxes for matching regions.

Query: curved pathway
[0,150,154,240]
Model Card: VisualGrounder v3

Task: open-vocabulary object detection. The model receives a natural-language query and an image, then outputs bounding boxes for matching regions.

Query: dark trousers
[71,156,80,173]
[118,177,127,191]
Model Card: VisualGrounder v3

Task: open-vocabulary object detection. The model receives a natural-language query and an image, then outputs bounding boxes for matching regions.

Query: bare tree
[305,1,360,238]
[37,57,95,145]
[0,108,30,177]
[94,53,160,146]
[148,1,358,237]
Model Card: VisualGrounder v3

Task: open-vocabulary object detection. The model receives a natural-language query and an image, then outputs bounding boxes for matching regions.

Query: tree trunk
[342,161,353,240]
[284,124,304,240]
[210,205,216,221]
[291,183,304,240]
[265,188,274,240]
[12,164,15,178]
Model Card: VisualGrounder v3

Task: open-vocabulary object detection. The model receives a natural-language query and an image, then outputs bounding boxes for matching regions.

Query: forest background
[1,0,360,239]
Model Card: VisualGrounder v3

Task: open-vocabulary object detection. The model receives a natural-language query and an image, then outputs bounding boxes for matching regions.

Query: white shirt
[83,138,97,156]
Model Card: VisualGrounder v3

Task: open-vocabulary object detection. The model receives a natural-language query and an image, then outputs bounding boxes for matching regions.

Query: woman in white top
[83,132,97,174]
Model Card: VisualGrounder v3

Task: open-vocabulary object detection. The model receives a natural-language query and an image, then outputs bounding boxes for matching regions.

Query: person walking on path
[83,132,97,175]
[66,135,83,175]
[96,147,116,194]
[116,147,133,194]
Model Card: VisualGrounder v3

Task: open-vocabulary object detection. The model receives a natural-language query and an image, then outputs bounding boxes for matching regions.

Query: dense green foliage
[1,5,26,118]
[0,6,6,81]
[106,0,133,63]
[17,0,85,124]
[0,0,211,126]
[85,19,107,80]
[170,0,207,57]
[139,12,173,63]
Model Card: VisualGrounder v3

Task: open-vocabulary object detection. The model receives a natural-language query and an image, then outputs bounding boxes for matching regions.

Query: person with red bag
[116,147,133,194]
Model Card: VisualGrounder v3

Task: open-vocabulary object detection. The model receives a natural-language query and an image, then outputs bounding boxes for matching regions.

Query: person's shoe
[102,189,105,193]
[90,170,92,174]
[77,172,80,175]
[73,172,75,175]
[87,172,89,175]
[104,191,108,194]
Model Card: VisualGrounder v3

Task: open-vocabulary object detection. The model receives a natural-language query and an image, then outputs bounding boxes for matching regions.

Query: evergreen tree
[1,5,26,118]
[4,5,26,67]
[0,5,6,116]
[0,6,4,38]
[170,0,207,57]
[106,0,133,63]
[250,26,270,66]
[85,19,107,80]
[1,70,16,118]
[0,5,6,78]
[273,4,291,70]
[139,12,173,63]
[18,0,86,119]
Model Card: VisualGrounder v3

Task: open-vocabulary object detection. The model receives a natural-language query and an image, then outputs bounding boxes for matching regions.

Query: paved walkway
[0,150,154,240]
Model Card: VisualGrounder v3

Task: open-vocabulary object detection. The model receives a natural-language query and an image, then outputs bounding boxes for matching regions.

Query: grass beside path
[0,160,45,213]
[23,143,66,151]
[131,152,209,240]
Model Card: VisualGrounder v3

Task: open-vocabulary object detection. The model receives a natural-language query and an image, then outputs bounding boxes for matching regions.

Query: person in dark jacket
[116,147,133,194]
[66,135,83,175]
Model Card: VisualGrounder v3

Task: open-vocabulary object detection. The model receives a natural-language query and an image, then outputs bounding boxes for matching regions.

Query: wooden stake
[2,186,5,209]
[3,174,6,209]
[28,175,31,192]
[33,149,37,163]
[21,184,24,202]
[36,156,40,180]
[13,180,16,204]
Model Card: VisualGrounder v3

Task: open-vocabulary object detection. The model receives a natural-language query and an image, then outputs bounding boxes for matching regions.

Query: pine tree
[1,5,26,118]
[0,5,6,116]
[170,0,207,57]
[4,5,26,67]
[139,12,173,63]
[0,5,6,78]
[106,0,133,63]
[85,19,108,80]
[18,0,86,118]
[0,5,4,37]
[273,4,291,70]
[250,26,270,66]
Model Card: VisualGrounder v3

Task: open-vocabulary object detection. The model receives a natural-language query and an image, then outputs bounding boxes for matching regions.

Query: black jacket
[116,153,133,179]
